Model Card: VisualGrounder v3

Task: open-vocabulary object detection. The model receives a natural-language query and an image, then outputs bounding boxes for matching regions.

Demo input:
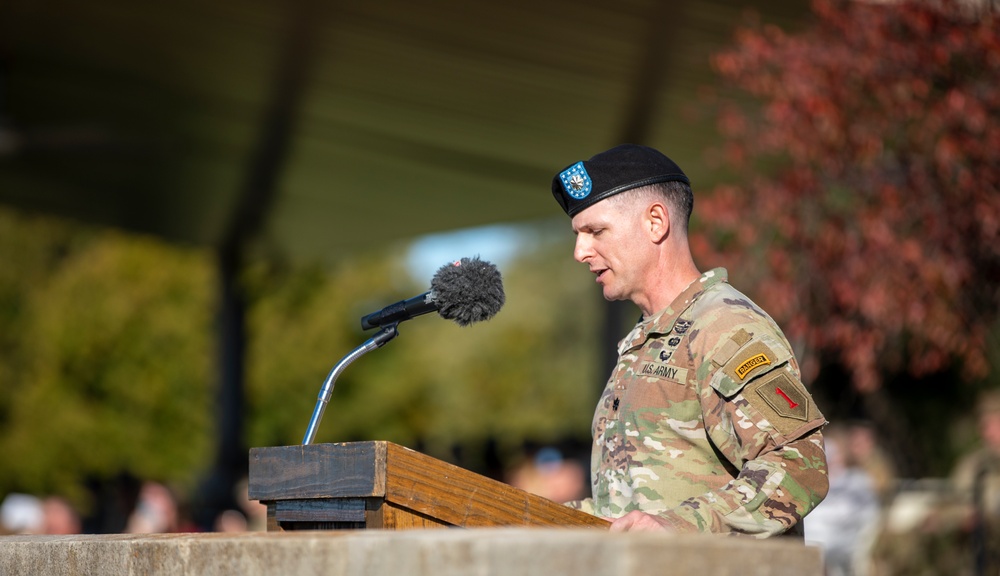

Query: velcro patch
[712,328,752,368]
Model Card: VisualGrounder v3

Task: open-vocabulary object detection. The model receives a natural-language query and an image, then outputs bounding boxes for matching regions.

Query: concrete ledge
[0,529,822,576]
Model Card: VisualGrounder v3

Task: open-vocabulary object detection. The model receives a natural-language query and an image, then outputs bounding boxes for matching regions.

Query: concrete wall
[0,529,823,576]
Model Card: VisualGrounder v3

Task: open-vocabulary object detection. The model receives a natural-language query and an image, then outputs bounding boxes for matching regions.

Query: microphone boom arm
[301,323,399,445]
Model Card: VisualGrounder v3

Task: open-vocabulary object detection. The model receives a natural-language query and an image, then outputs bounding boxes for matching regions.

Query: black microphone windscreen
[430,256,505,326]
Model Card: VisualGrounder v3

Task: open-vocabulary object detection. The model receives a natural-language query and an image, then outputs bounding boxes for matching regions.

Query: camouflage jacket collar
[619,268,729,353]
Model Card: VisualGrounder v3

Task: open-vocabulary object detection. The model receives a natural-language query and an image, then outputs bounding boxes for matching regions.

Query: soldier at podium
[549,144,829,537]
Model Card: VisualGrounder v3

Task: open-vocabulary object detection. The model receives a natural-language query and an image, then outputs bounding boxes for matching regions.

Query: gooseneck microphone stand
[301,323,399,445]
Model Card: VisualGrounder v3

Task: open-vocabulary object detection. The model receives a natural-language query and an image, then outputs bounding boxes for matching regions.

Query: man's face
[571,198,649,304]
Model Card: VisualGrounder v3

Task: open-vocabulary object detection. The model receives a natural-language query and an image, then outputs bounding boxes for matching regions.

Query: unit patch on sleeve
[745,370,817,437]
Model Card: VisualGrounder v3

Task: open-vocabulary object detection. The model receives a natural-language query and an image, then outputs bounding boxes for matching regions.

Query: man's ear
[647,202,670,243]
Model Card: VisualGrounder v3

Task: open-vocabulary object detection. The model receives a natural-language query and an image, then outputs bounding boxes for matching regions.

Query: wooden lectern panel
[249,441,609,531]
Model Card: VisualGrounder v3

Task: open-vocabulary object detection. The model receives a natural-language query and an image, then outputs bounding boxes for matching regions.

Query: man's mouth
[593,268,608,282]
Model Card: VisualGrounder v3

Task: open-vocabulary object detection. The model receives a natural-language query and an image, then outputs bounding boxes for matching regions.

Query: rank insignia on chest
[613,397,620,411]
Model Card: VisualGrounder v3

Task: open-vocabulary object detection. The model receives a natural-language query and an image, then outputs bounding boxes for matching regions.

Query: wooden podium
[248,441,609,531]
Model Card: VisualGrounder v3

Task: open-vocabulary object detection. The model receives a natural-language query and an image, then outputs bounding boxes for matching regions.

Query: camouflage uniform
[572,268,829,537]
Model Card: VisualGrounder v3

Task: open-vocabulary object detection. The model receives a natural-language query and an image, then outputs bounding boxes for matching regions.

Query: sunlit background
[2,1,999,573]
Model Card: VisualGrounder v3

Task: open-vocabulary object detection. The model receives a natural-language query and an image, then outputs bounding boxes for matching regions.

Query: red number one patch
[775,387,799,409]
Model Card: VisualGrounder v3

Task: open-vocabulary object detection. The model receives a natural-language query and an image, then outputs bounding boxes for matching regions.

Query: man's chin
[601,287,622,301]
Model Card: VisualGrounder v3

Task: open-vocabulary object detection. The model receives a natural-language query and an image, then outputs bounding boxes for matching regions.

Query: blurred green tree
[0,209,214,506]
[0,208,601,506]
[243,228,600,470]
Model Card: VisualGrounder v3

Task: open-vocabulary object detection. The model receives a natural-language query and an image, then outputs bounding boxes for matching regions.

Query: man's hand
[609,510,674,532]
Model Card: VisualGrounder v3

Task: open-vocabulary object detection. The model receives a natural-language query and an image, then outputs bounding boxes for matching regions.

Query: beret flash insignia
[559,162,592,199]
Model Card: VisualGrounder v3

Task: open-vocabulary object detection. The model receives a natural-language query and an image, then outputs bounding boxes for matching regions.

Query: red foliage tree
[694,0,1000,393]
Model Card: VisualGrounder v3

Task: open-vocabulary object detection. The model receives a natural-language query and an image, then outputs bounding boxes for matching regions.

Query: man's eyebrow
[575,221,605,232]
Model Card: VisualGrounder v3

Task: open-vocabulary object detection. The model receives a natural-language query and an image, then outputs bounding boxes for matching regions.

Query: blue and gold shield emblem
[559,161,592,199]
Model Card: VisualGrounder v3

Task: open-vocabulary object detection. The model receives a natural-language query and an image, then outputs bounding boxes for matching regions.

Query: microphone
[360,256,505,330]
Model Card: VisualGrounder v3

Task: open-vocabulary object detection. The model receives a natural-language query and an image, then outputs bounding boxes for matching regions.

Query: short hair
[606,181,694,233]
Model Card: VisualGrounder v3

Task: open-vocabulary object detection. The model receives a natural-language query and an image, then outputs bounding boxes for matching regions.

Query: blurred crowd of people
[804,421,895,576]
[800,391,1000,576]
[505,446,589,505]
[0,494,82,535]
[0,477,266,536]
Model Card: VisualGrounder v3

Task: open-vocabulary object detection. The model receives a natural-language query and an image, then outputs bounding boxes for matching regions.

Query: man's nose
[573,235,592,263]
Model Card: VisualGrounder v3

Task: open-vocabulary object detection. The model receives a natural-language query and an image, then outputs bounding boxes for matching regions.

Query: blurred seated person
[949,390,1000,573]
[506,447,588,504]
[805,424,880,576]
[953,391,1000,515]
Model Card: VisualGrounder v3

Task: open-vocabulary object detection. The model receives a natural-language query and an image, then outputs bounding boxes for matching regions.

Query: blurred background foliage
[0,210,215,507]
[694,0,1000,479]
[0,1,998,544]
[243,226,600,468]
[0,206,601,508]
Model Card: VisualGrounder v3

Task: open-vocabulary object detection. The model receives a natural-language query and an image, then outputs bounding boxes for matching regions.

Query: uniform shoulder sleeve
[709,331,824,446]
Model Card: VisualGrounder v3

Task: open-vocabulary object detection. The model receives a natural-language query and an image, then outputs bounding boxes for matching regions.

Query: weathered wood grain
[383,442,608,528]
[249,441,609,531]
[249,442,386,501]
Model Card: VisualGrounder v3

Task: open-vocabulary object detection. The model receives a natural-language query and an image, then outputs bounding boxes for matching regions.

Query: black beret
[551,144,690,217]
